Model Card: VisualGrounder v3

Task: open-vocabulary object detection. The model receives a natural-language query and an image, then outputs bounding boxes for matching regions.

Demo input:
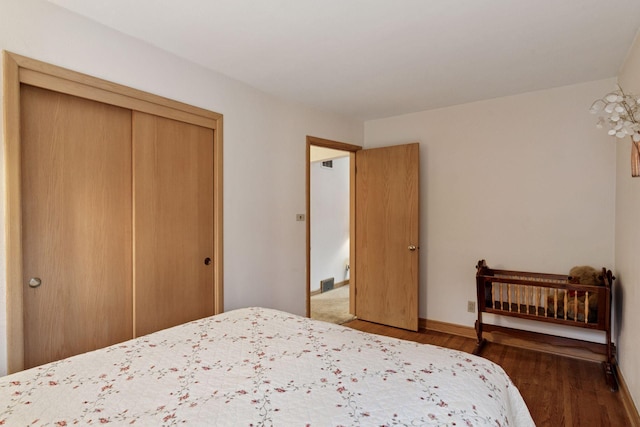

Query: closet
[4,52,223,372]
[21,85,134,368]
[133,111,215,337]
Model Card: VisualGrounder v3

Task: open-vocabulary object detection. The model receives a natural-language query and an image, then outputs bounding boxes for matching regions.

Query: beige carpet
[310,285,356,325]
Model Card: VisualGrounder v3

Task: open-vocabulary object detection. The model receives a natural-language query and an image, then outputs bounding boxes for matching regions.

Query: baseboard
[421,317,640,423]
[421,318,606,363]
[421,318,476,338]
[310,280,349,296]
[618,366,640,426]
[334,280,349,289]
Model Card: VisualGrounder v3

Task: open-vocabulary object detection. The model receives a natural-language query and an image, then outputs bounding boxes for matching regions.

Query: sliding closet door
[133,112,215,336]
[21,85,133,369]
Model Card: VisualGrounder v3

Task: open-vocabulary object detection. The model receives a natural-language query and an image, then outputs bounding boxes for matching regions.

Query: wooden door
[21,85,133,368]
[133,112,215,336]
[355,143,419,331]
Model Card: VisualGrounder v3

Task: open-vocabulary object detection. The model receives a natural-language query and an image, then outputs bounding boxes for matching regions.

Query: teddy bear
[546,266,603,322]
[568,265,604,287]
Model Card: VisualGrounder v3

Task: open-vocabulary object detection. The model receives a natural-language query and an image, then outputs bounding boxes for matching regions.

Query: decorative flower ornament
[591,85,640,177]
[590,86,640,142]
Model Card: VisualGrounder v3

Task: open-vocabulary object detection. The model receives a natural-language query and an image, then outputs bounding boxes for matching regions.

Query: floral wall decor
[590,86,640,177]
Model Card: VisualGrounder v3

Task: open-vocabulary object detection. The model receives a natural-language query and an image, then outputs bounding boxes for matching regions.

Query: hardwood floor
[343,319,631,427]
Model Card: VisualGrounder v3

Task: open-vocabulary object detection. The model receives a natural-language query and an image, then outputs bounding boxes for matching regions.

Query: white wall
[364,80,617,339]
[615,29,640,411]
[310,157,350,292]
[2,3,633,407]
[0,0,363,375]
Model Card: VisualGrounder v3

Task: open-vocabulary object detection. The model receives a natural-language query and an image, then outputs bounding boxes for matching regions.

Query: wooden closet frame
[2,51,224,373]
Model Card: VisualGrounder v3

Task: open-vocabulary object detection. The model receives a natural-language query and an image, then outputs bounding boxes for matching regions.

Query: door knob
[204,257,212,266]
[408,245,417,251]
[28,277,42,288]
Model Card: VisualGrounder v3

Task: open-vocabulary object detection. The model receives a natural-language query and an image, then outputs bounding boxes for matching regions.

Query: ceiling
[48,0,640,120]
[310,146,349,163]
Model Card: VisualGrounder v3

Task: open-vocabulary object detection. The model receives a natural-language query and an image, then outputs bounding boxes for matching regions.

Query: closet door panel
[21,85,133,368]
[133,112,214,336]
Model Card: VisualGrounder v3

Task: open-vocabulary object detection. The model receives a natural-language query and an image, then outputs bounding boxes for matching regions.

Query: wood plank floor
[343,319,630,427]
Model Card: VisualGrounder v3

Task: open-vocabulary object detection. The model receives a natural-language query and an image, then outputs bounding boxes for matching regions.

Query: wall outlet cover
[467,301,476,313]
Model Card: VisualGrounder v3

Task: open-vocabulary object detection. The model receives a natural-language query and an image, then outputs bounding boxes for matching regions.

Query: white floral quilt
[0,307,534,426]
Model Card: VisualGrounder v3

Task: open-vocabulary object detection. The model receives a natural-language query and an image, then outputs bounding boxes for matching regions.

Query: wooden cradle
[473,259,618,391]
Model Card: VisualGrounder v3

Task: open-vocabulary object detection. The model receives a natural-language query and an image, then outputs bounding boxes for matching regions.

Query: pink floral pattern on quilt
[0,307,534,426]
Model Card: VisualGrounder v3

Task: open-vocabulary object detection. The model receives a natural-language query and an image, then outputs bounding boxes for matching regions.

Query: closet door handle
[204,257,212,266]
[408,245,417,251]
[28,277,42,288]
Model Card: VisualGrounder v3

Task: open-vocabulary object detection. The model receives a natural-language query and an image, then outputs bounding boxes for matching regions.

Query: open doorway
[306,136,362,324]
[306,137,420,330]
[309,147,351,323]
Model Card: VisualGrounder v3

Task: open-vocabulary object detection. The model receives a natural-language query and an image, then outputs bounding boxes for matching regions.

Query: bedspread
[0,307,534,426]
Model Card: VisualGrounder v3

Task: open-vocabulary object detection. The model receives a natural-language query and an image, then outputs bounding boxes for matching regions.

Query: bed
[0,307,534,426]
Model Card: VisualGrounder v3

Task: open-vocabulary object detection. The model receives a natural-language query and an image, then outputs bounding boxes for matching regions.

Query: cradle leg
[473,319,487,356]
[602,361,619,392]
[604,324,618,391]
[473,338,487,356]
